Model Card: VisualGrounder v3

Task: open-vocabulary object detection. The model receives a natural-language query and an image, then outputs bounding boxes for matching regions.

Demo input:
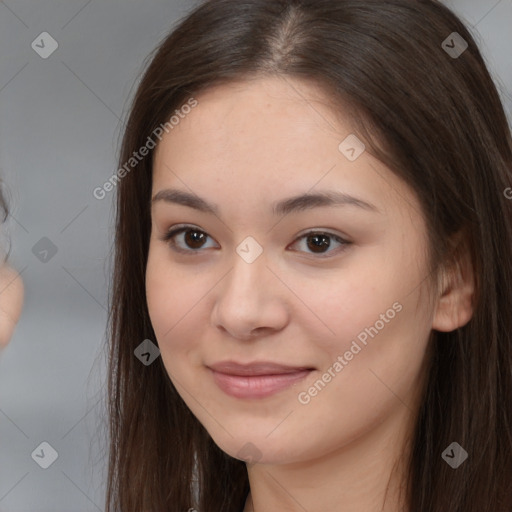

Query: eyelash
[159,224,351,258]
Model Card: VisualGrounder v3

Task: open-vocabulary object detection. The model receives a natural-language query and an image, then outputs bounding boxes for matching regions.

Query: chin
[206,430,303,466]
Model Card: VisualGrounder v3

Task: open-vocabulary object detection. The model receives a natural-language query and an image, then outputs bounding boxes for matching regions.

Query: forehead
[154,75,346,169]
[151,76,417,221]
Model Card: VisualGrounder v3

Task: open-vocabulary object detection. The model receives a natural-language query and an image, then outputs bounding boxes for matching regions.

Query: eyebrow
[151,188,380,216]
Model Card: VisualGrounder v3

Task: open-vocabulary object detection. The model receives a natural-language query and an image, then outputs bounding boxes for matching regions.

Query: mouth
[207,361,315,399]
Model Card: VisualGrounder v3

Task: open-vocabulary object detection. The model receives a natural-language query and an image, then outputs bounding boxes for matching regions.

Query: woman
[105,1,512,511]
[0,183,24,350]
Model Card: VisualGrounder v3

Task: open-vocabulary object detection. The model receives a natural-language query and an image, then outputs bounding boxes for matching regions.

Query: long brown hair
[105,1,512,510]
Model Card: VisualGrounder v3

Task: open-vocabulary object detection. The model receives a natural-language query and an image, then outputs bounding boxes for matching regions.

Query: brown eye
[162,226,218,253]
[289,231,350,257]
[306,233,331,253]
[183,229,207,249]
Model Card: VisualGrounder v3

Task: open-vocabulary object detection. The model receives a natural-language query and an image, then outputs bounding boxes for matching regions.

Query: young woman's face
[146,76,437,465]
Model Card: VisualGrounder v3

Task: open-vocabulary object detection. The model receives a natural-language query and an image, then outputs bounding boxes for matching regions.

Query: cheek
[290,298,430,463]
[298,244,432,396]
[146,249,187,342]
[145,247,211,367]
[293,260,405,358]
[302,279,431,424]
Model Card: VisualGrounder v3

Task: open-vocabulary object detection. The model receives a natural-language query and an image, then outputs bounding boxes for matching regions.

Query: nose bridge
[225,239,268,301]
[211,239,287,338]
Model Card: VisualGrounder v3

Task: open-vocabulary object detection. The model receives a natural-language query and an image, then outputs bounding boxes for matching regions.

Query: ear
[432,237,475,332]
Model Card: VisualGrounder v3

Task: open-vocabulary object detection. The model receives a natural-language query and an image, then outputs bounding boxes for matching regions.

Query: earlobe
[432,242,475,333]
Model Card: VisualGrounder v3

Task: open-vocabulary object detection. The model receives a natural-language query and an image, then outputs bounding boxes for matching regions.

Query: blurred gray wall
[0,0,510,510]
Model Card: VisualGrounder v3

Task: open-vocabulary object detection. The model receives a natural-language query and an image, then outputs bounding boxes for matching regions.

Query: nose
[210,250,289,341]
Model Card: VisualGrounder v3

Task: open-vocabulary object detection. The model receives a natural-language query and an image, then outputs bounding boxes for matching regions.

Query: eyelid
[293,227,350,241]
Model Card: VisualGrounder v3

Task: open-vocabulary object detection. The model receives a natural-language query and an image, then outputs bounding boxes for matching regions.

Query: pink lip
[207,361,314,399]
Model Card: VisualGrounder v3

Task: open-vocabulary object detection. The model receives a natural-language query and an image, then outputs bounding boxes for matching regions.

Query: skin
[0,263,24,349]
[146,76,474,512]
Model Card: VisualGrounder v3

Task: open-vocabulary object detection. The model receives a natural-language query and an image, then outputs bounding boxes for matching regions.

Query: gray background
[0,0,510,511]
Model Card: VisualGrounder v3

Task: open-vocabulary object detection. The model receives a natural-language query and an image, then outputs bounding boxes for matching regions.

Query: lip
[207,361,314,399]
